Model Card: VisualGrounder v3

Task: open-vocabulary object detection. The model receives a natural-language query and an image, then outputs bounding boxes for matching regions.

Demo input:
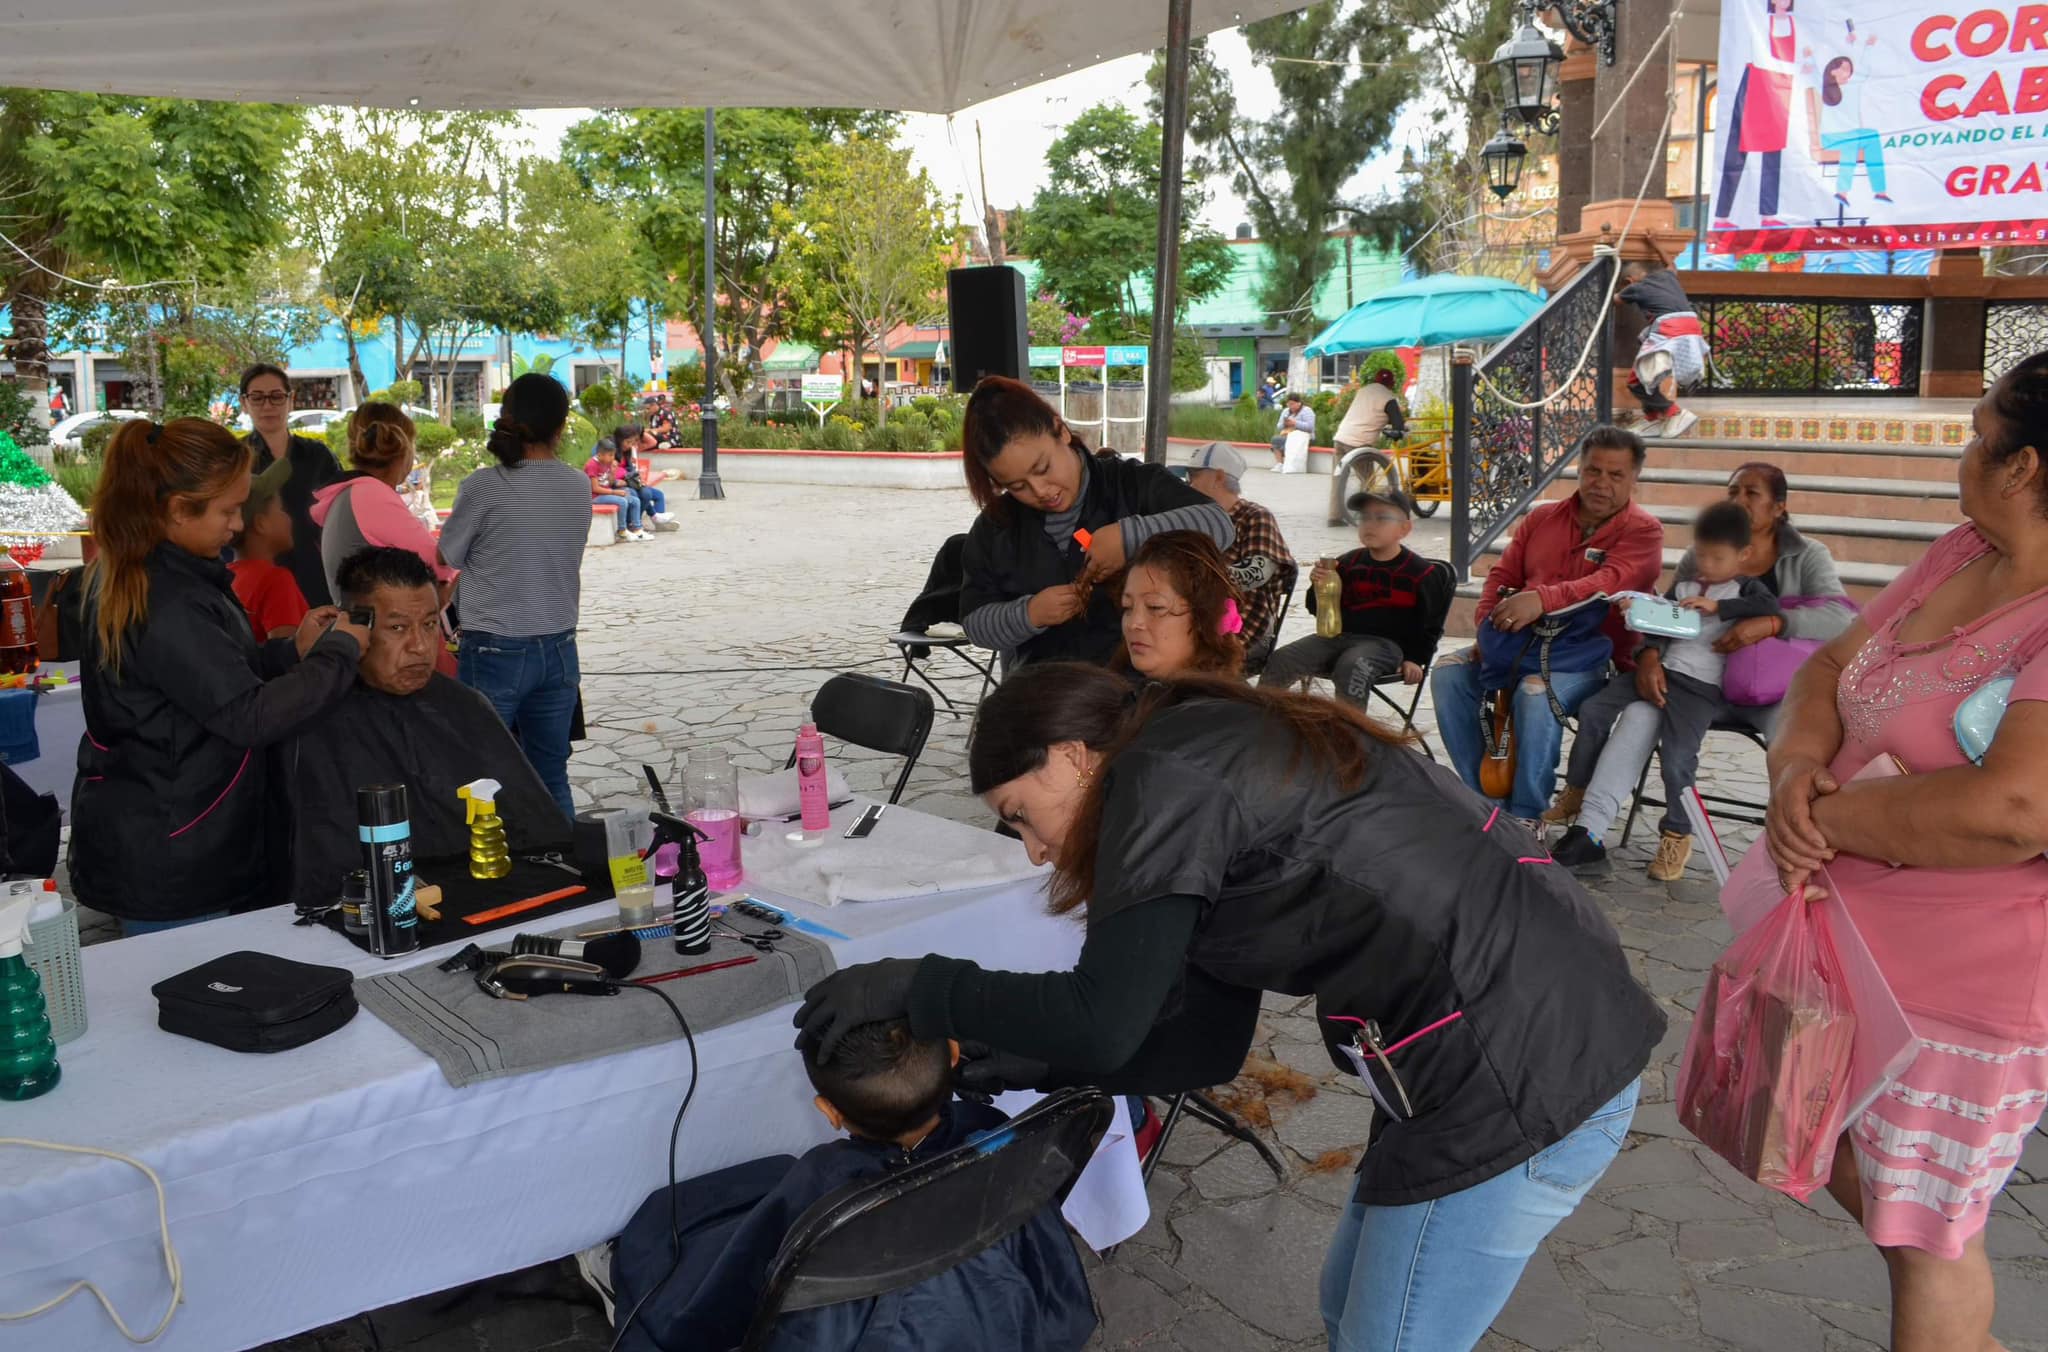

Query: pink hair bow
[1219,599,1244,636]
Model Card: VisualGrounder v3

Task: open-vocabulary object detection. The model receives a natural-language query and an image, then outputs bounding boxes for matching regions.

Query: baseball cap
[1181,441,1248,480]
[1347,486,1416,519]
[244,455,293,518]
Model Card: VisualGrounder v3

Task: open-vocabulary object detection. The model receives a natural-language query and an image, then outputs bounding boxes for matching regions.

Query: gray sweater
[1672,522,1856,641]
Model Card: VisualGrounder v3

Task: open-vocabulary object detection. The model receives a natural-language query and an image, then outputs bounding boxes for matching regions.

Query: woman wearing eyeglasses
[239,363,343,606]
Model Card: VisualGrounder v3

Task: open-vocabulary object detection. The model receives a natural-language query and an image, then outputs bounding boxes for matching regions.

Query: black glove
[953,1041,1054,1103]
[791,958,923,1060]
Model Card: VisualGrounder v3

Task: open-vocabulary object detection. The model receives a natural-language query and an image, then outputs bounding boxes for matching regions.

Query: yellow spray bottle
[458,778,511,880]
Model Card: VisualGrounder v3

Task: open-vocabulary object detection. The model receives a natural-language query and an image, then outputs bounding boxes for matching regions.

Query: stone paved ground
[83,468,2040,1351]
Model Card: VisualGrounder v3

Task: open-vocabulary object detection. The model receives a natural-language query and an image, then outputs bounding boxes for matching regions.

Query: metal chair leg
[1182,1090,1287,1181]
[1140,1093,1189,1185]
[1620,748,1655,849]
[894,646,961,715]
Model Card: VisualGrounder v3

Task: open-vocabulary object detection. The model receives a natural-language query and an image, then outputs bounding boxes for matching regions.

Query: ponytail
[87,419,250,676]
[489,373,572,468]
[348,401,416,473]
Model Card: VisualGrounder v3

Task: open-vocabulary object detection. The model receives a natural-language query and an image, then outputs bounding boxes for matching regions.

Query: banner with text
[1708,2,2048,253]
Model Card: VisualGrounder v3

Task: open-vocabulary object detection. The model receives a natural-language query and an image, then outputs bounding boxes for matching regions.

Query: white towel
[737,766,853,819]
[742,798,1047,906]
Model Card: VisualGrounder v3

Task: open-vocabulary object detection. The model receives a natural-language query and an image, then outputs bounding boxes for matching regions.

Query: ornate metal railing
[1450,254,1614,578]
[1985,301,2048,388]
[1694,296,1922,396]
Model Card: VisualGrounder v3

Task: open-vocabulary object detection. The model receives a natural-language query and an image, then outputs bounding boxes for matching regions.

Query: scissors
[714,917,782,952]
[521,851,582,879]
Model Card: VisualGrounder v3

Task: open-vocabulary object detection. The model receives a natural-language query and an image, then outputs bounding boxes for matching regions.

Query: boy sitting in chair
[603,1019,1095,1352]
[1256,487,1452,708]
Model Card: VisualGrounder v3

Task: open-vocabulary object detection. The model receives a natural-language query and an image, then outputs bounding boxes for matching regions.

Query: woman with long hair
[1764,353,2048,1350]
[439,373,592,819]
[70,418,369,934]
[957,377,1232,668]
[795,665,1661,1351]
[1111,531,1245,680]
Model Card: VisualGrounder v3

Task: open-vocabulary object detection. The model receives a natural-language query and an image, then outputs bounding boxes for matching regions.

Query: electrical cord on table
[606,980,700,1352]
[0,1138,183,1342]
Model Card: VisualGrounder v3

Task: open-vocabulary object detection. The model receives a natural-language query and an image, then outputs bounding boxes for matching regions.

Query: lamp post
[1547,0,1621,67]
[699,107,725,501]
[1491,13,1563,134]
[1481,128,1529,201]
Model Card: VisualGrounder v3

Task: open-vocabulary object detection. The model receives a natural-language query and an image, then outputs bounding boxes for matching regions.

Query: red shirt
[229,558,309,640]
[1477,493,1664,666]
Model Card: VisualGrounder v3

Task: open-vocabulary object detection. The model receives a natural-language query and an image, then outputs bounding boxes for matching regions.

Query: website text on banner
[1710,0,2048,253]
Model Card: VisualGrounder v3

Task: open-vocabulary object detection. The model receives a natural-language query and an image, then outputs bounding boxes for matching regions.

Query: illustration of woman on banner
[1806,22,1890,207]
[1714,0,1799,230]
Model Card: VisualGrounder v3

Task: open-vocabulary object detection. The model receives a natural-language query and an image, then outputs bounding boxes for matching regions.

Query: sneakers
[1649,831,1693,882]
[1637,415,1667,437]
[1541,786,1585,826]
[1661,408,1699,438]
[651,518,682,533]
[654,511,677,523]
[1550,824,1607,868]
[625,529,652,542]
[574,1240,617,1324]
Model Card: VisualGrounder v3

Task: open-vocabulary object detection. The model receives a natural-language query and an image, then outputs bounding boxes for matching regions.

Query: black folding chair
[786,674,935,805]
[739,1088,1113,1352]
[1619,718,1770,848]
[889,534,997,717]
[1367,660,1437,760]
[1140,1091,1287,1186]
[1241,573,1298,681]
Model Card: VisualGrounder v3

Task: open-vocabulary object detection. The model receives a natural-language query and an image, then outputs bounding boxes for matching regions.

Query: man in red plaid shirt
[1181,442,1298,671]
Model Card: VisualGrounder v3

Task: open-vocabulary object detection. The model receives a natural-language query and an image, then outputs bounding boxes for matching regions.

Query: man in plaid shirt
[1181,442,1298,670]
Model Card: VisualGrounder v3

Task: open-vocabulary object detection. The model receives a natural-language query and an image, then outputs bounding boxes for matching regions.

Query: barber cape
[609,1098,1095,1352]
[286,674,570,910]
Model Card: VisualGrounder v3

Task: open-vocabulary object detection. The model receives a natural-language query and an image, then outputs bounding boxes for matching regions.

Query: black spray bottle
[648,812,712,955]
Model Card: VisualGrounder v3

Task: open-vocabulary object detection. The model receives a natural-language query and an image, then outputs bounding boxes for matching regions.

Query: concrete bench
[588,502,619,548]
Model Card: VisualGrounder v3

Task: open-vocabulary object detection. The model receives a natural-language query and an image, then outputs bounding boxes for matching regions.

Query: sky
[512,27,1431,239]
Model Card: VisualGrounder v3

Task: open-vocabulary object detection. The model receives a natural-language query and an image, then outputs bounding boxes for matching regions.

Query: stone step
[1645,439,1961,482]
[1682,405,1973,452]
[1627,503,1952,568]
[1554,464,1962,523]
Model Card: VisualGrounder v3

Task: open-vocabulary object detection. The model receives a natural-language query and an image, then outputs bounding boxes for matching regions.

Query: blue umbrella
[1302,274,1544,356]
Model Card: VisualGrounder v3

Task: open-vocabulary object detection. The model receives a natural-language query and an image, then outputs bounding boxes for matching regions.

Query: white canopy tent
[0,0,1302,114]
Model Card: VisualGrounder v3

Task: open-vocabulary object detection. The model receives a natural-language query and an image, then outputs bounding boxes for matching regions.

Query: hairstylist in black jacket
[71,418,369,934]
[796,666,1663,1352]
[957,377,1233,667]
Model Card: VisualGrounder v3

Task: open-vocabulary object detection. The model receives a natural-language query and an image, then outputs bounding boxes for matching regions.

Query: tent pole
[699,107,726,500]
[1143,0,1192,464]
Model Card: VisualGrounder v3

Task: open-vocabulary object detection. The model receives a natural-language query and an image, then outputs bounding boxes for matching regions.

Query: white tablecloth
[0,850,1136,1350]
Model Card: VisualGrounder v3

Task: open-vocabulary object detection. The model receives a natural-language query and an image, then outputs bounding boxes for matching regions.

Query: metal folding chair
[890,534,997,717]
[1367,660,1437,760]
[1619,718,1770,848]
[787,673,935,805]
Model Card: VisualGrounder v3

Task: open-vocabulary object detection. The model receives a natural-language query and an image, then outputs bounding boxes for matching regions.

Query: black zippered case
[152,951,358,1052]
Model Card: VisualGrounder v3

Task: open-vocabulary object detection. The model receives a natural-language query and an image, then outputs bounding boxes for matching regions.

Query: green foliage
[1166,404,1279,444]
[1013,104,1233,337]
[413,420,459,458]
[511,352,555,379]
[515,157,652,354]
[559,412,600,463]
[577,382,619,424]
[54,456,101,511]
[0,383,45,448]
[79,420,123,459]
[1358,349,1407,391]
[1166,7,1423,338]
[387,380,424,406]
[451,412,486,440]
[818,415,865,452]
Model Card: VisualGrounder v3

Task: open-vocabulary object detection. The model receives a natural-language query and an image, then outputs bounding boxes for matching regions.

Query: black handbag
[152,951,358,1052]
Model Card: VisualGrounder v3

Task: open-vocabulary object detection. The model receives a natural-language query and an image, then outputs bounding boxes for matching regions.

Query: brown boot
[1648,831,1693,882]
[1540,785,1584,826]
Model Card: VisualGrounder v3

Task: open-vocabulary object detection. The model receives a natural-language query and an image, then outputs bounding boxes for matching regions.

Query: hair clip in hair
[1218,598,1243,636]
[145,423,162,445]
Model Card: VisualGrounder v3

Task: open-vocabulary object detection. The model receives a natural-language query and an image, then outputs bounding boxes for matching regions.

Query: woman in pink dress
[1767,353,2048,1351]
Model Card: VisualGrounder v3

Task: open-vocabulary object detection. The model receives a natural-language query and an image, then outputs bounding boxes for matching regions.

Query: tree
[565,108,898,410]
[0,90,304,420]
[291,108,516,407]
[517,157,660,388]
[1165,4,1423,339]
[410,225,565,417]
[1012,104,1233,339]
[779,137,956,425]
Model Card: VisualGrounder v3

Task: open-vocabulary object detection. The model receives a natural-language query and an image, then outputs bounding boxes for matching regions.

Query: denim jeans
[1432,648,1607,819]
[1320,1081,1638,1352]
[632,485,666,517]
[459,629,580,819]
[595,492,642,530]
[122,912,229,938]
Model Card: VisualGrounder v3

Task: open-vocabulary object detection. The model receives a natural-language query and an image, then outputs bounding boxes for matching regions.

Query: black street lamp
[1481,128,1528,201]
[1492,14,1563,134]
[1548,0,1620,68]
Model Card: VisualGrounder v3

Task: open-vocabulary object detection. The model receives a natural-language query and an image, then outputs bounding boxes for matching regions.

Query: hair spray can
[358,785,420,957]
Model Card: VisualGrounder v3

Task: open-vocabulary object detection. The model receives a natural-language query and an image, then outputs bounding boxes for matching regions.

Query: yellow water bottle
[1314,557,1344,639]
[458,778,512,880]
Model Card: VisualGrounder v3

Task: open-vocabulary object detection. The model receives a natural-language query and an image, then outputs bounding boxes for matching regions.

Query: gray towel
[357,912,835,1087]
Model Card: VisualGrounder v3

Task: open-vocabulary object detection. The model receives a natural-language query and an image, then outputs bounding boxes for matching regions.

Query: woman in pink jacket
[311,403,459,672]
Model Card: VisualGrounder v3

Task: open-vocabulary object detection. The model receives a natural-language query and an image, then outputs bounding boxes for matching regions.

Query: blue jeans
[595,492,641,530]
[122,912,228,937]
[459,629,580,819]
[1432,648,1606,819]
[632,485,665,518]
[1320,1082,1638,1352]
[1822,130,1887,195]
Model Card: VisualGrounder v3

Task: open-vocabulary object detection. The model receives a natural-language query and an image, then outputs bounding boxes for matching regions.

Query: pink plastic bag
[1676,889,1859,1200]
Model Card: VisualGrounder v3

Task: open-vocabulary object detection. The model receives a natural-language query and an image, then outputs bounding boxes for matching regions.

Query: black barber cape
[959,449,1213,667]
[609,1099,1095,1352]
[1082,699,1662,1205]
[286,674,570,911]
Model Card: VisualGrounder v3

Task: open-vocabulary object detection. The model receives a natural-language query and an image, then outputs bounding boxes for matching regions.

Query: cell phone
[348,606,373,628]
